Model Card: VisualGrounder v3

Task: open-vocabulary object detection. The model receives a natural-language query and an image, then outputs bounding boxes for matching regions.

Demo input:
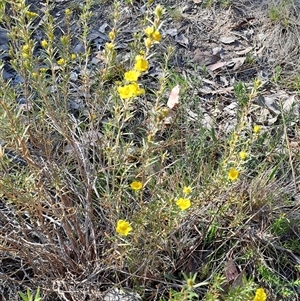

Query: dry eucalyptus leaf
[99,23,109,33]
[224,260,239,283]
[207,61,226,71]
[283,95,298,113]
[235,46,253,55]
[164,109,175,125]
[175,34,189,46]
[220,36,236,44]
[212,47,224,56]
[193,49,220,66]
[226,57,246,70]
[186,109,198,121]
[166,28,178,36]
[257,95,280,115]
[201,114,214,130]
[167,85,180,109]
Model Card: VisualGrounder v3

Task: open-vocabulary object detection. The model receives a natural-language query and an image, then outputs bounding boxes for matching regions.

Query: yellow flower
[253,125,261,133]
[152,31,162,42]
[228,168,239,181]
[124,70,140,82]
[144,26,155,37]
[118,85,134,99]
[239,151,247,160]
[57,58,66,66]
[176,198,191,210]
[22,52,29,58]
[183,186,192,194]
[130,181,143,191]
[253,288,267,301]
[71,53,76,60]
[118,83,144,99]
[41,39,48,48]
[134,55,149,72]
[116,220,132,236]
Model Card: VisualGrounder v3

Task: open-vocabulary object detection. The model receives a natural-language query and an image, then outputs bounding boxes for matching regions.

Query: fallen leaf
[207,61,227,71]
[164,109,175,125]
[167,85,180,109]
[193,49,220,66]
[201,114,214,130]
[224,260,239,283]
[220,36,236,44]
[235,46,253,55]
[166,28,178,36]
[226,57,246,69]
[175,34,189,46]
[257,95,280,115]
[99,23,108,33]
[212,46,224,56]
[283,95,298,113]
